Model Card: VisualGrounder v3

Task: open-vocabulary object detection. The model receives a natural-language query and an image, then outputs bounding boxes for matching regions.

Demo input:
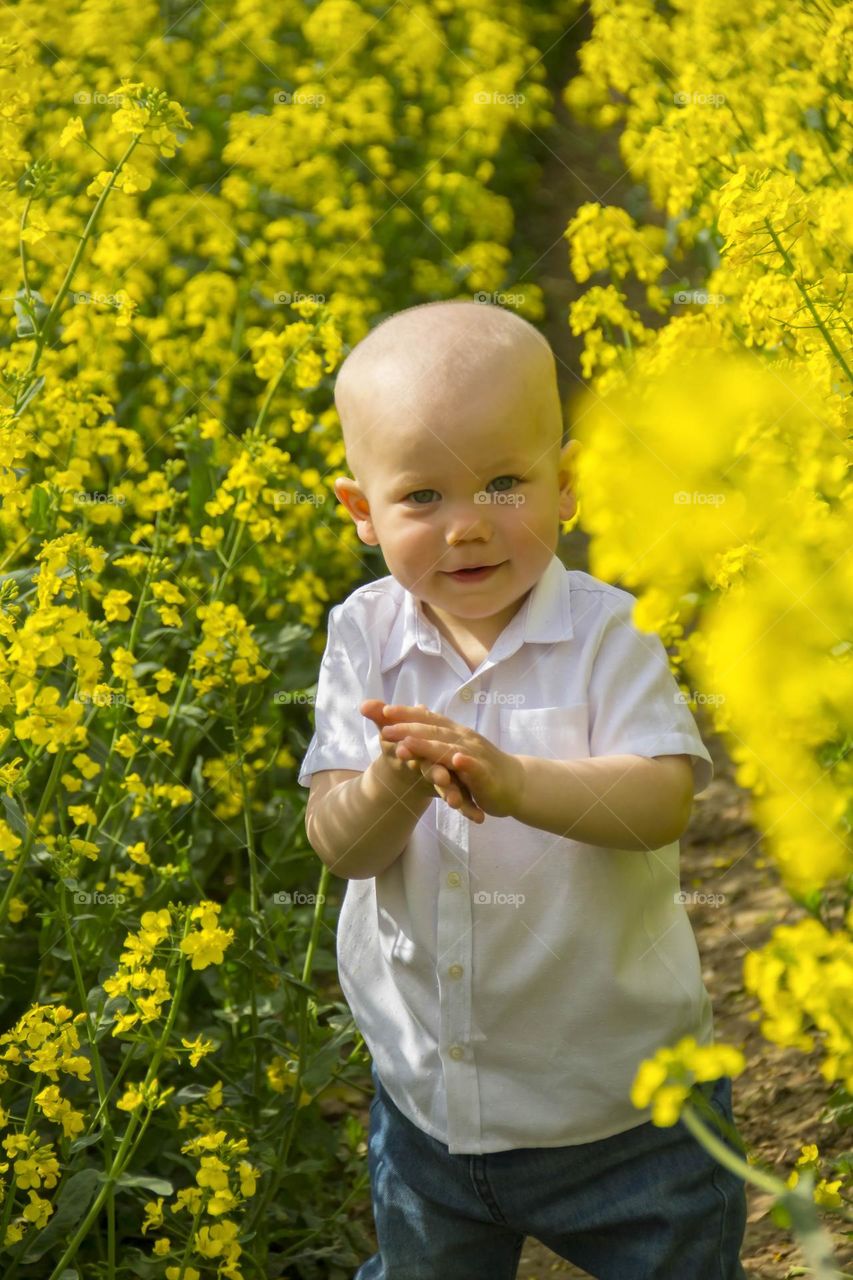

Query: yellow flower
[117,1084,144,1112]
[631,1036,746,1126]
[59,116,85,148]
[141,1197,164,1234]
[813,1178,843,1209]
[22,1191,53,1228]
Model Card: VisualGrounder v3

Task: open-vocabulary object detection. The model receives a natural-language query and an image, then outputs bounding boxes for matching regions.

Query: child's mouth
[444,563,504,582]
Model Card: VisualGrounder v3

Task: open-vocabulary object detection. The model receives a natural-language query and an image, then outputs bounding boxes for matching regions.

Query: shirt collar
[379,554,573,673]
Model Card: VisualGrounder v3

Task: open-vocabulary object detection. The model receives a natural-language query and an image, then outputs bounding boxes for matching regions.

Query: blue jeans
[355,1062,748,1279]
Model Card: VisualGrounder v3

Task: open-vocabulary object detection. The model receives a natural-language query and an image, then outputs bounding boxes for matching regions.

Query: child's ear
[558,440,581,520]
[333,476,380,546]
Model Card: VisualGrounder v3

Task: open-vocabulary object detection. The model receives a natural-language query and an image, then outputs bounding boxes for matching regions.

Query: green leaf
[822,1086,853,1127]
[112,1172,174,1196]
[13,289,48,337]
[2,793,29,841]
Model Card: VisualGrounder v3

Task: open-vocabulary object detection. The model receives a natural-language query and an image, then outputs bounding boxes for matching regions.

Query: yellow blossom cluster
[190,602,271,696]
[0,1004,91,1084]
[178,901,235,972]
[0,1006,89,1244]
[140,1130,260,1277]
[744,915,853,1094]
[630,1035,746,1127]
[103,908,174,1028]
[0,1130,61,1243]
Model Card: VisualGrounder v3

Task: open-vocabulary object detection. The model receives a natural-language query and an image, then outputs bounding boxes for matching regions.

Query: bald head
[334,300,564,494]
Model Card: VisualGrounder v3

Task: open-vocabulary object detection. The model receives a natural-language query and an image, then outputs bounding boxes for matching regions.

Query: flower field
[0,1,850,1276]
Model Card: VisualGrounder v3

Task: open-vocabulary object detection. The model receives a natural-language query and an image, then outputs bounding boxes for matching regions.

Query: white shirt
[298,554,716,1154]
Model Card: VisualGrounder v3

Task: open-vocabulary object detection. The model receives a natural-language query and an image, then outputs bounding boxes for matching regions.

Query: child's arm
[306,752,438,880]
[509,752,694,850]
[306,701,483,878]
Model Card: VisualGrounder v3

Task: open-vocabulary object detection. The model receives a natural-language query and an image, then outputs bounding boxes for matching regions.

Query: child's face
[334,363,578,629]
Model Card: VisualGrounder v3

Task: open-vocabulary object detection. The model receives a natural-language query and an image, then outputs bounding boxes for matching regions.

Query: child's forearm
[510,754,693,851]
[307,754,435,880]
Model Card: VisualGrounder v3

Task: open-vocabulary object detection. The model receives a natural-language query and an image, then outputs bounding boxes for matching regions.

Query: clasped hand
[361,700,521,823]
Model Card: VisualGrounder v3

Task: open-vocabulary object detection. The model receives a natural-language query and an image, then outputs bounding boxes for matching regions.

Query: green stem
[0,745,68,929]
[681,1101,780,1194]
[18,196,34,313]
[80,515,164,848]
[254,366,286,437]
[176,1198,205,1279]
[16,138,140,407]
[58,881,116,1275]
[765,220,853,383]
[245,864,331,1250]
[230,683,261,1130]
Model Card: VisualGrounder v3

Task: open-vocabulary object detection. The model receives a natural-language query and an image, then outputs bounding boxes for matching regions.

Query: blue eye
[404,476,522,504]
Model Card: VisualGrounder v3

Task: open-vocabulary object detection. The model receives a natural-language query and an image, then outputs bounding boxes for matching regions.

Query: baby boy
[298,300,748,1278]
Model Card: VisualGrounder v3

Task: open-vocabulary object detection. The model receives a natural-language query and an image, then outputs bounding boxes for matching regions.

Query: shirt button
[449,1045,464,1060]
[446,872,461,887]
[460,688,473,702]
[448,964,464,979]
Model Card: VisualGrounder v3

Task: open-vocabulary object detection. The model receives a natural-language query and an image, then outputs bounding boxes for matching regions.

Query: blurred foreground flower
[630,1035,746,1126]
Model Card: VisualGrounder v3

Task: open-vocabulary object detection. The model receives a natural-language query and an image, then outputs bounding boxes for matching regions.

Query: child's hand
[378,704,522,820]
[361,700,486,823]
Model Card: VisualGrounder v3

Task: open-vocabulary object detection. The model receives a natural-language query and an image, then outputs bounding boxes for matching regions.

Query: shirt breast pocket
[498,703,589,761]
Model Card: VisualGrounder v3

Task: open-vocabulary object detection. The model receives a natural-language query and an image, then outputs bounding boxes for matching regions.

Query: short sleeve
[297,604,375,788]
[587,590,714,796]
